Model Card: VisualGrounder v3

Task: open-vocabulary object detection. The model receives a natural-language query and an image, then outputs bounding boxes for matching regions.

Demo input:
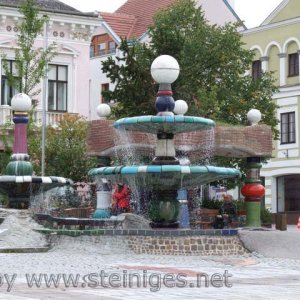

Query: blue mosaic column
[177,189,190,228]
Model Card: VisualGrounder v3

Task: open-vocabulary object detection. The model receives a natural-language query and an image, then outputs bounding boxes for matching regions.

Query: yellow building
[242,0,300,223]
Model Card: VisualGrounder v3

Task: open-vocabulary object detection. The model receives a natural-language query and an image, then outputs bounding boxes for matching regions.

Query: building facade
[0,0,100,127]
[89,0,244,120]
[242,0,300,223]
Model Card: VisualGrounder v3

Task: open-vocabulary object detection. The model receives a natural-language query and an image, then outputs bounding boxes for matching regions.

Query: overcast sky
[60,0,283,29]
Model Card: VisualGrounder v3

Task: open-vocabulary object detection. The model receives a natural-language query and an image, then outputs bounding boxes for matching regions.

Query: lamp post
[41,17,49,176]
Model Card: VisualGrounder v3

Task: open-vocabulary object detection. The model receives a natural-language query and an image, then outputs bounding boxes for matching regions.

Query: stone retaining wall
[127,236,245,256]
[48,234,246,256]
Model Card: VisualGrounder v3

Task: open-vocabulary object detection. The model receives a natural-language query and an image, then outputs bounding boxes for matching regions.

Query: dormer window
[98,43,106,56]
[90,45,95,58]
[109,42,116,54]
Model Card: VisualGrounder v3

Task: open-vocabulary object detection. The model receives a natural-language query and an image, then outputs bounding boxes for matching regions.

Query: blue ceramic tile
[147,166,162,173]
[124,117,138,124]
[165,116,175,123]
[183,116,195,123]
[103,167,115,175]
[190,166,208,174]
[121,166,138,174]
[174,115,185,122]
[137,116,152,122]
[151,116,165,123]
[162,165,181,172]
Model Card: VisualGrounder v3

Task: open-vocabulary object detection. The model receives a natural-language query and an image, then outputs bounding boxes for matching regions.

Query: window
[288,53,299,77]
[101,83,109,103]
[109,42,116,54]
[48,65,68,112]
[281,112,295,144]
[252,60,262,80]
[98,43,106,56]
[1,60,19,106]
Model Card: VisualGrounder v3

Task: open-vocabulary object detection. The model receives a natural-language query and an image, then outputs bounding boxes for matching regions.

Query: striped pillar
[6,111,33,177]
[241,157,265,227]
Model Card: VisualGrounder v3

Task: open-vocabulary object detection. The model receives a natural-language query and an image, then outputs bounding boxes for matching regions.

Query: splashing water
[113,128,152,215]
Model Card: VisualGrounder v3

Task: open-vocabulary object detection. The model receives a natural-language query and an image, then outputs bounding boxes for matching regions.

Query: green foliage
[0,124,13,174]
[0,193,8,207]
[235,199,246,212]
[201,198,222,209]
[102,0,278,138]
[28,114,96,182]
[101,39,156,118]
[1,0,56,97]
[260,207,272,224]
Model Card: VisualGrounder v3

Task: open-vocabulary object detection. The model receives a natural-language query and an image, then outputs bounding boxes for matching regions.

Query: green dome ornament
[6,160,33,176]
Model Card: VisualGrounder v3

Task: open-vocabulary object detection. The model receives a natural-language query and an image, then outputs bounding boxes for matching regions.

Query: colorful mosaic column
[6,96,33,176]
[5,93,33,208]
[241,157,265,227]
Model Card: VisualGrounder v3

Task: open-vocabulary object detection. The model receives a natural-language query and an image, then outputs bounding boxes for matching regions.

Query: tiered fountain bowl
[0,93,72,209]
[89,55,240,228]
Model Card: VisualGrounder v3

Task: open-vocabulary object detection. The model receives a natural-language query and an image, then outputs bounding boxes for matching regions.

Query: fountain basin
[88,165,240,189]
[0,176,72,208]
[114,115,215,134]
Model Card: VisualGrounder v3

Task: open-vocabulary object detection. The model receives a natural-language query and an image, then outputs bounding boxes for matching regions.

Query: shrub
[201,198,222,210]
[261,207,272,224]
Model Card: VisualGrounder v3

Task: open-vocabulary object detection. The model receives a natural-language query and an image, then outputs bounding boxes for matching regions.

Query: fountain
[0,93,72,209]
[88,55,241,228]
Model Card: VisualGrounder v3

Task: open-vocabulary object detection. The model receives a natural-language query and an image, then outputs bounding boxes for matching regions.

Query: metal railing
[0,105,75,126]
[90,49,116,58]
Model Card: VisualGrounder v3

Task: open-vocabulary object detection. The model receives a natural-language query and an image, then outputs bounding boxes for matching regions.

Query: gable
[262,0,300,25]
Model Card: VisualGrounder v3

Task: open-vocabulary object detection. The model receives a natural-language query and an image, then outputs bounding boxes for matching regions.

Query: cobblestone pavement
[0,242,300,300]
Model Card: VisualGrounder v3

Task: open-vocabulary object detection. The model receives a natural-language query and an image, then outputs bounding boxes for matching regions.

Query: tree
[102,0,278,138]
[0,0,56,175]
[102,40,156,118]
[29,114,96,182]
[2,0,56,98]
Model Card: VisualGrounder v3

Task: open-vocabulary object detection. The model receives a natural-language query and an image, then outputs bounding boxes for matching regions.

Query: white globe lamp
[151,55,180,84]
[11,93,31,112]
[247,109,262,125]
[97,103,111,119]
[174,100,188,115]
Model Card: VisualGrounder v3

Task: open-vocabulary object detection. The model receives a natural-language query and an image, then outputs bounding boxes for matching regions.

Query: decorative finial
[247,109,262,125]
[97,103,111,119]
[174,100,188,115]
[11,93,31,112]
[151,55,180,84]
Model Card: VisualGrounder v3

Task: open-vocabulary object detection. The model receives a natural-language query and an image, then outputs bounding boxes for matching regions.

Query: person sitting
[214,194,237,229]
[111,183,131,215]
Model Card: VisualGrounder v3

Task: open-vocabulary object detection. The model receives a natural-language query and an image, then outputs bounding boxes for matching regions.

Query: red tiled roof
[100,12,136,39]
[100,0,176,40]
[116,0,176,39]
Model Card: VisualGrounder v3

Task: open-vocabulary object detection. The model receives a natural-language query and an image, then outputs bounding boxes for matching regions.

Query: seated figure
[214,194,237,229]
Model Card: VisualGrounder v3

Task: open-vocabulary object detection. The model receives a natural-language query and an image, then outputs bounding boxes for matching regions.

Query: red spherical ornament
[241,184,265,198]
